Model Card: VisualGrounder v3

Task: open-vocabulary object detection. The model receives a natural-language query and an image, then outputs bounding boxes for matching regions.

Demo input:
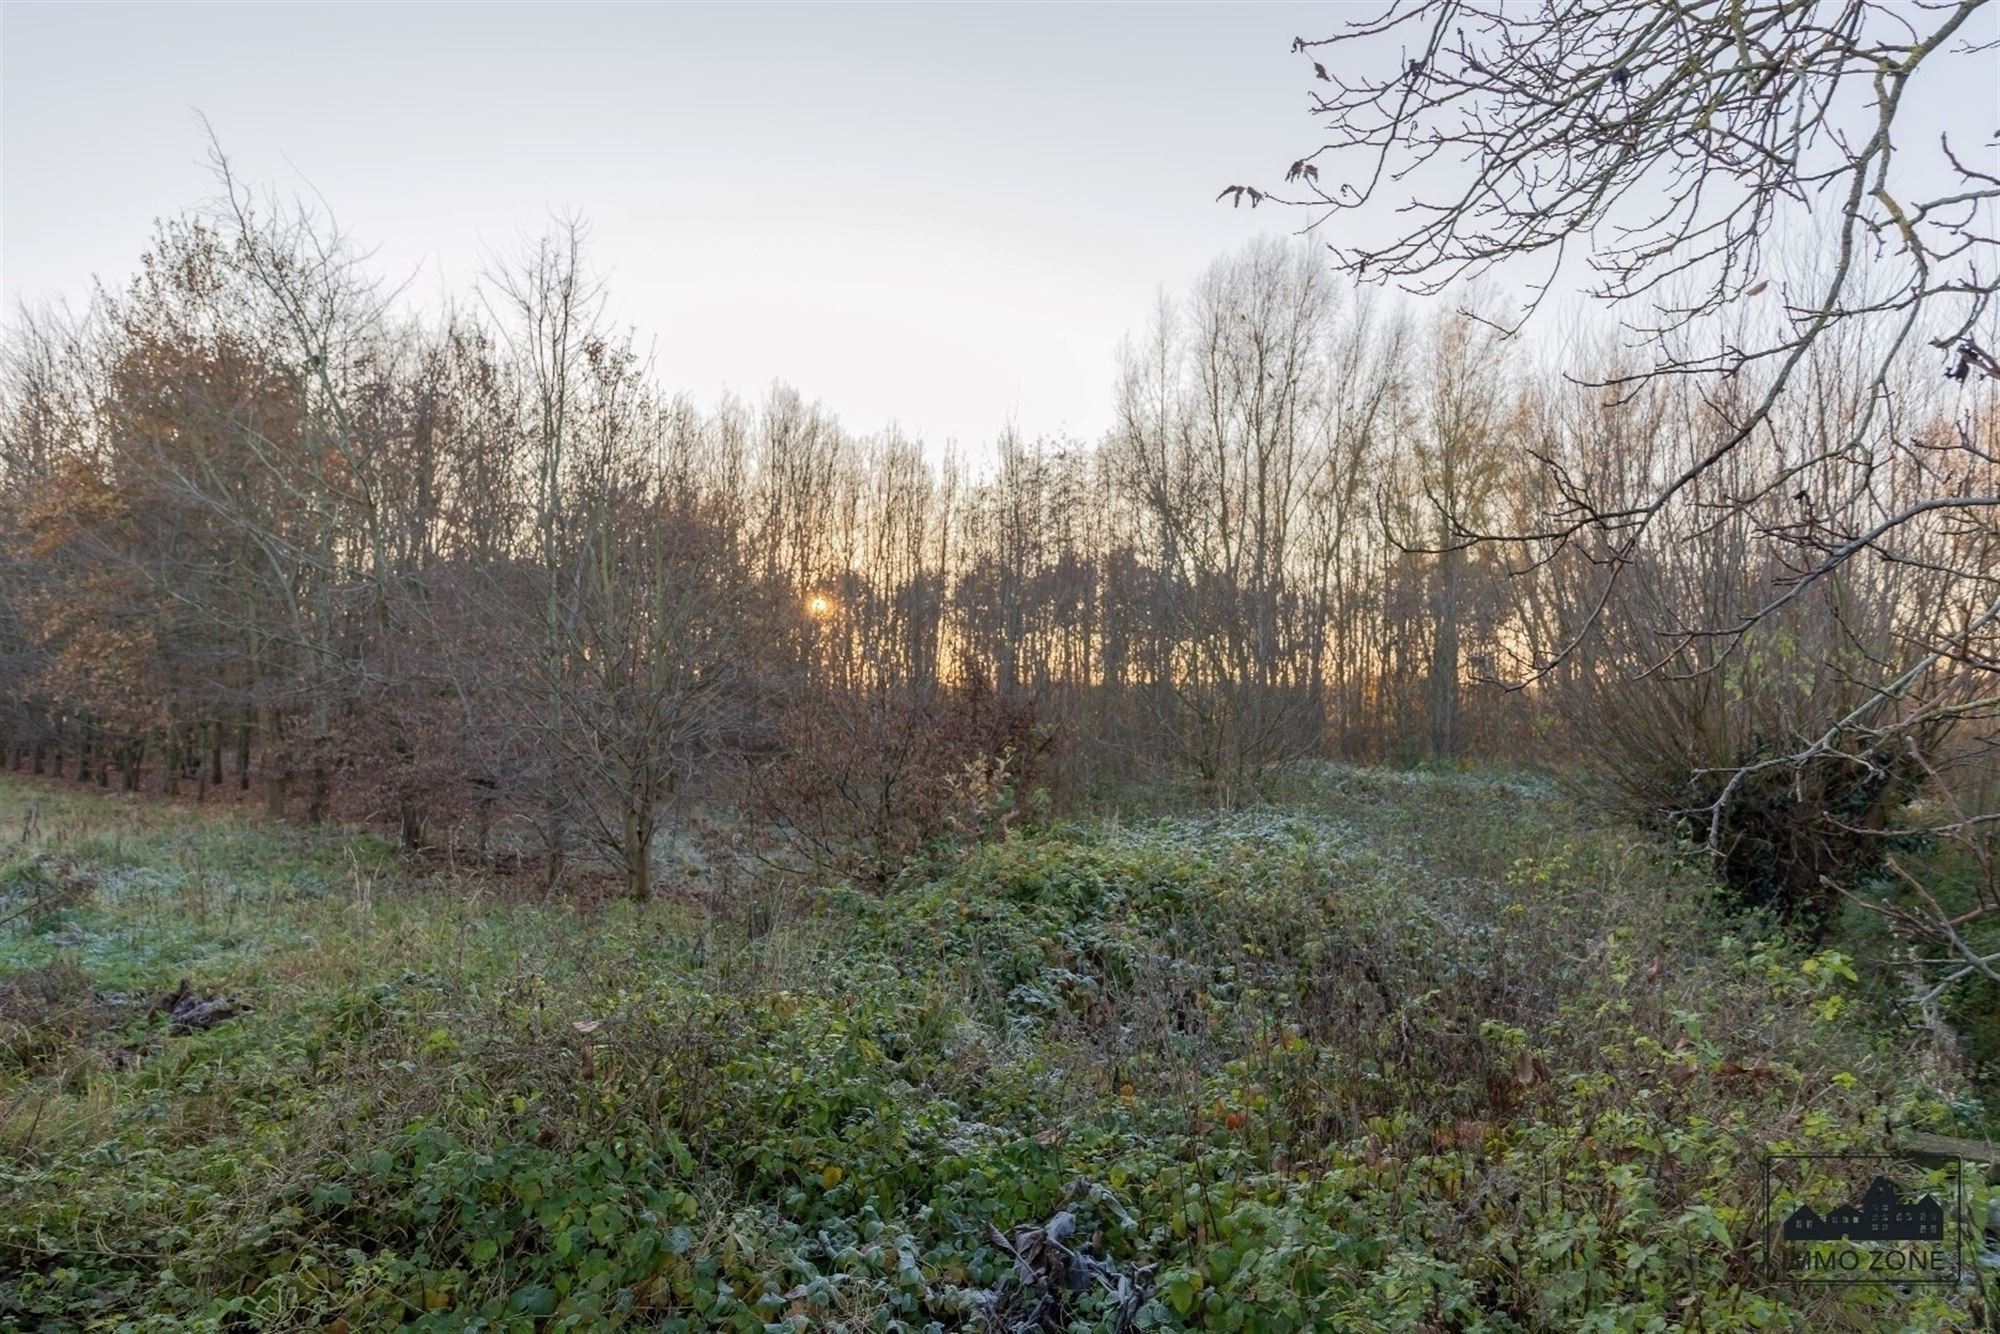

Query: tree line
[0,163,1991,922]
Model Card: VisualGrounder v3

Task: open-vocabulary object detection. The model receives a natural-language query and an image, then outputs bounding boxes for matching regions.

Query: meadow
[0,769,1991,1331]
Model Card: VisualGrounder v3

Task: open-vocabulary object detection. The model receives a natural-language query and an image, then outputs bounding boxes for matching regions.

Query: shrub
[0,766,1989,1329]
[753,662,1049,887]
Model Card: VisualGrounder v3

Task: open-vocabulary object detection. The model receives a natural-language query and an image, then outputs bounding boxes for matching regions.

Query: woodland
[2,0,1998,1328]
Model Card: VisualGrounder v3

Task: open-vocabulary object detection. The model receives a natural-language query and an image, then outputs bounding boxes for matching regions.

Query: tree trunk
[623,803,653,901]
[266,761,291,818]
[307,756,331,823]
[1429,548,1461,761]
[398,795,427,852]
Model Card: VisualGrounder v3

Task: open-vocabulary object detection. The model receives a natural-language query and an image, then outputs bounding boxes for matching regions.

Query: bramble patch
[0,768,1989,1329]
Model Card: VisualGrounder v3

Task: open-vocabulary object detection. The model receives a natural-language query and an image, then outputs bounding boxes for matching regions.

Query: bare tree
[1115,241,1353,792]
[1238,3,1999,974]
[1238,0,1997,677]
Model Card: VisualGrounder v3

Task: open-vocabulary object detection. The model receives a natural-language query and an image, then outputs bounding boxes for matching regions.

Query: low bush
[0,768,1990,1330]
[752,665,1048,888]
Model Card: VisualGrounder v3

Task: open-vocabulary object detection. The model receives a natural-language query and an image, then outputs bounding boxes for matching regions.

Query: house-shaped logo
[1781,1176,1945,1243]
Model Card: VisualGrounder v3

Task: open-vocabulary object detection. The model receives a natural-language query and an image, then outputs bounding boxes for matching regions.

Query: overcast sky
[6,3,1993,450]
[0,2,1357,449]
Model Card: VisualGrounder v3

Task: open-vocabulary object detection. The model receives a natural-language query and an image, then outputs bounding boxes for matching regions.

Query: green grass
[0,768,1991,1331]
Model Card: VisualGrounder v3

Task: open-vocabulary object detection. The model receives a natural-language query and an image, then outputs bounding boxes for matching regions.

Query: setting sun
[805,592,835,619]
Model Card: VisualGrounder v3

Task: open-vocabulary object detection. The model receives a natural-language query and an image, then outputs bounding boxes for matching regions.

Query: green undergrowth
[0,769,1991,1331]
[1829,838,2000,1133]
